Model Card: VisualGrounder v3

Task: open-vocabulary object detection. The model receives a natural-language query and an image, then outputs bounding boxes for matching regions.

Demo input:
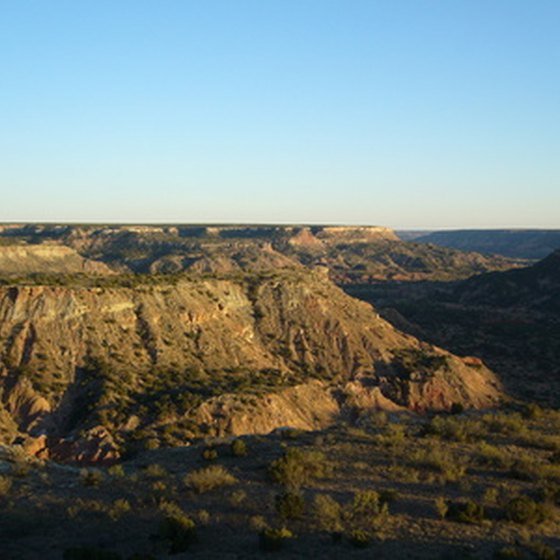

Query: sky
[0,0,559,228]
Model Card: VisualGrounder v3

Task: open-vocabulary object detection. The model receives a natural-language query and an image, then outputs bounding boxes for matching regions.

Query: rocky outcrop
[0,270,503,461]
[0,244,114,275]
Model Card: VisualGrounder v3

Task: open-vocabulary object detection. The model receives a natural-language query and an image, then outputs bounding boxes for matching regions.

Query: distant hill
[0,224,521,282]
[405,229,560,259]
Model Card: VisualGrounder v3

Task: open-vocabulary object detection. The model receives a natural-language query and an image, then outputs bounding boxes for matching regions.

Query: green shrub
[202,447,218,461]
[184,465,237,493]
[0,475,12,495]
[275,492,305,520]
[435,497,449,519]
[80,468,104,487]
[312,494,342,533]
[268,448,331,489]
[108,499,131,520]
[159,512,197,553]
[108,464,125,478]
[231,439,248,457]
[505,496,550,525]
[143,463,167,479]
[349,490,389,528]
[447,500,485,524]
[228,489,247,507]
[258,527,293,551]
[477,443,513,469]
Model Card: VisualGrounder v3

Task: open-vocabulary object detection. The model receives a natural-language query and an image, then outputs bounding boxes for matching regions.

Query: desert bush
[446,500,485,524]
[159,511,197,553]
[372,423,407,448]
[108,498,131,520]
[268,448,331,489]
[483,412,527,437]
[0,475,12,495]
[522,402,544,420]
[477,443,513,469]
[196,509,210,525]
[483,487,500,505]
[435,497,449,519]
[258,527,293,551]
[505,495,551,525]
[409,447,466,482]
[349,490,389,529]
[108,464,125,478]
[202,447,218,461]
[249,515,268,532]
[80,468,104,487]
[275,491,305,520]
[426,415,483,442]
[63,547,122,560]
[231,439,248,457]
[228,489,247,507]
[312,494,342,533]
[184,465,237,493]
[143,463,167,479]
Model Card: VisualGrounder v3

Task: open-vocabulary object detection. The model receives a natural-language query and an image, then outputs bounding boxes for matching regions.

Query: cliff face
[0,271,502,461]
[0,244,114,275]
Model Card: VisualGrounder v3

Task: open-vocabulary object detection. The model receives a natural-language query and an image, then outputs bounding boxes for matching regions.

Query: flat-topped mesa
[0,244,114,275]
[314,226,399,243]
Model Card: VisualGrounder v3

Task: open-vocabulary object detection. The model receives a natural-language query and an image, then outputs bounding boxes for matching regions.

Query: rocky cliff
[0,270,503,462]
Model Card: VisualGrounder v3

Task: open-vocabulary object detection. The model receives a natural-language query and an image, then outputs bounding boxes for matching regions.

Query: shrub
[108,464,125,478]
[435,497,449,519]
[447,500,485,524]
[268,448,331,489]
[80,468,104,487]
[0,475,12,495]
[184,465,237,493]
[477,443,513,469]
[349,529,371,549]
[258,527,293,552]
[159,512,197,553]
[312,494,342,533]
[202,447,218,461]
[228,489,247,507]
[196,510,210,525]
[349,490,389,529]
[275,492,305,520]
[108,499,131,520]
[231,439,248,457]
[505,496,550,525]
[249,515,268,532]
[409,447,466,482]
[143,464,167,479]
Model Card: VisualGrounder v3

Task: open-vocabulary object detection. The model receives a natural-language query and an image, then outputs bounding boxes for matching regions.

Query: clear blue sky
[1,0,558,227]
